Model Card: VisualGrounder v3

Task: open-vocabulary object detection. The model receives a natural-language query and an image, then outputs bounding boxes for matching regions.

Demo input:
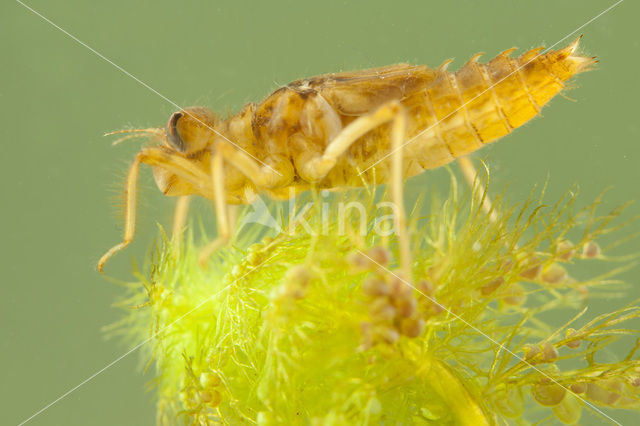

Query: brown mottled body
[158,39,594,202]
[99,38,595,271]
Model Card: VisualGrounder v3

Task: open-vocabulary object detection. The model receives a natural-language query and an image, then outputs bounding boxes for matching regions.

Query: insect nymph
[98,37,594,272]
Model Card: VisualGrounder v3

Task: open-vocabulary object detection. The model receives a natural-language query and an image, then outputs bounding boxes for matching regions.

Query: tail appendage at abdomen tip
[495,36,597,126]
[421,36,596,165]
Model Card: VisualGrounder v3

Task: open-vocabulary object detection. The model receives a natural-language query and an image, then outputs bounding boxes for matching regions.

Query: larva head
[166,107,217,155]
[150,107,217,197]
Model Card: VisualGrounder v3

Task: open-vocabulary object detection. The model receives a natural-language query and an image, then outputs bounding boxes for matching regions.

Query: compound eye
[165,107,216,154]
[167,111,186,153]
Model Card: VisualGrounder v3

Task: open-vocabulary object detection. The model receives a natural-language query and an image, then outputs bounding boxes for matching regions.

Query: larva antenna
[105,128,164,146]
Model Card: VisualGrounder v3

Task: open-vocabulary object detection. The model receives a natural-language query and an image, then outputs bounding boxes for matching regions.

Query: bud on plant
[556,240,576,261]
[367,246,391,266]
[582,241,601,259]
[200,372,222,389]
[542,264,567,285]
[481,276,505,295]
[532,380,566,406]
[520,257,542,280]
[362,277,389,297]
[541,342,559,362]
[565,328,581,349]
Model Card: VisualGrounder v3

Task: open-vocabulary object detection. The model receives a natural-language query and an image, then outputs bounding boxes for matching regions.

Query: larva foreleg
[98,154,141,273]
[98,148,210,272]
[198,151,232,268]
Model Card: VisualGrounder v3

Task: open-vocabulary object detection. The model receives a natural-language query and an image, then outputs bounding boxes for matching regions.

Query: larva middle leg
[293,101,412,277]
[293,102,403,182]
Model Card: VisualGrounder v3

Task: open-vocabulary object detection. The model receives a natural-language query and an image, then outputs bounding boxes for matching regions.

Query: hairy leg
[98,147,210,272]
[296,101,412,278]
[295,101,404,182]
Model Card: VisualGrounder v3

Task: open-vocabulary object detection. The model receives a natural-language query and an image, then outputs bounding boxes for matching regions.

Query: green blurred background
[2,0,639,424]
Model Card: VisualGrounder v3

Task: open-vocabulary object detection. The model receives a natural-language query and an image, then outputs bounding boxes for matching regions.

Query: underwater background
[2,0,639,424]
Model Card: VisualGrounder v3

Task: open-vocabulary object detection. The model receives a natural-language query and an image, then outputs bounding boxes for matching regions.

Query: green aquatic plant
[111,177,640,425]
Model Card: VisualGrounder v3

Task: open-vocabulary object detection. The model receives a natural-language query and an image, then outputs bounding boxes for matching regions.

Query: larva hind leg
[296,100,412,279]
[457,156,498,223]
[389,104,411,280]
[198,150,232,268]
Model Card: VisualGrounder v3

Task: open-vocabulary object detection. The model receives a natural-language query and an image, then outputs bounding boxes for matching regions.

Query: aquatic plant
[111,176,640,425]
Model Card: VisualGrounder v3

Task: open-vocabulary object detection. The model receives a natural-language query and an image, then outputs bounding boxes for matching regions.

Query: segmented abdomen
[408,37,595,170]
